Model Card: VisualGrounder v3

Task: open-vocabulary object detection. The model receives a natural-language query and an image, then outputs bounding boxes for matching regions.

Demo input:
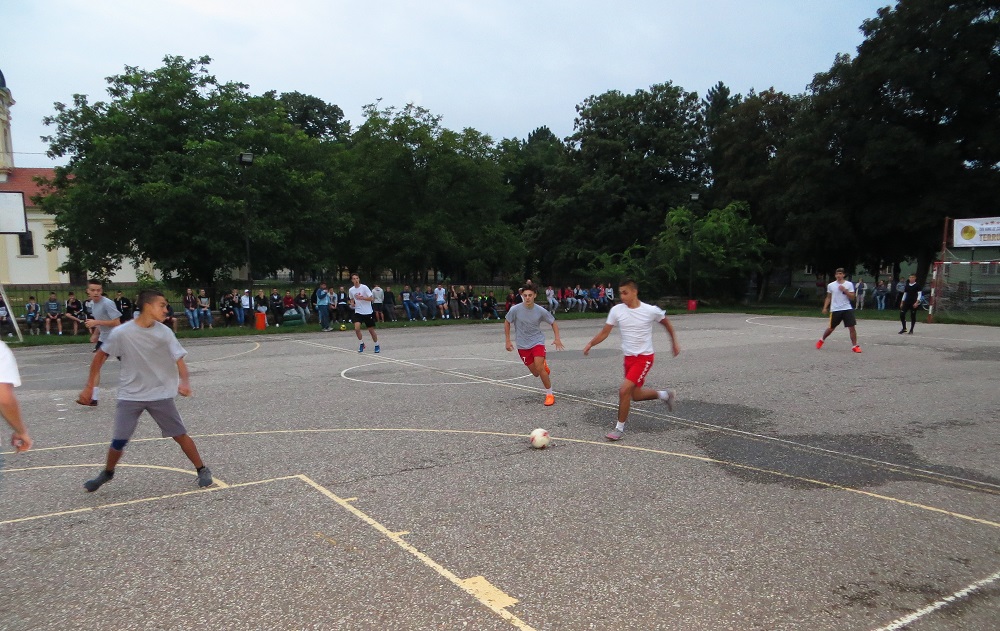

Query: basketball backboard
[0,191,28,234]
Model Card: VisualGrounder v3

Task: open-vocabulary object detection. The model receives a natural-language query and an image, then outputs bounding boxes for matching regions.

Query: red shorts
[623,354,655,387]
[517,344,546,367]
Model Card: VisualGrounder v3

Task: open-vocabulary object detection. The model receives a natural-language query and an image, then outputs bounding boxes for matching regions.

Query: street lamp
[238,152,254,299]
[688,193,699,301]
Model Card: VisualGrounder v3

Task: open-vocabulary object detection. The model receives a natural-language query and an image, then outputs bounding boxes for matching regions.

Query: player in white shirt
[349,273,380,354]
[583,279,680,441]
[0,341,32,466]
[816,268,862,353]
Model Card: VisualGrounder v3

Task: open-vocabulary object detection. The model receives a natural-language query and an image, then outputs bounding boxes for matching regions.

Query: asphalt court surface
[1,313,998,630]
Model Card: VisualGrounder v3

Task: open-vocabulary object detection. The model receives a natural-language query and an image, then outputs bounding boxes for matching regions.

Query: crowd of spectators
[3,279,617,337]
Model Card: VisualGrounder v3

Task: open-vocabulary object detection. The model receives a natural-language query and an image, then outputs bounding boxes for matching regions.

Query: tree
[39,56,339,285]
[776,0,1000,283]
[278,91,350,141]
[535,83,705,281]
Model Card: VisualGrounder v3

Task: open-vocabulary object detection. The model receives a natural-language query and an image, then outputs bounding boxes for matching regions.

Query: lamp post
[689,193,699,300]
[238,152,254,293]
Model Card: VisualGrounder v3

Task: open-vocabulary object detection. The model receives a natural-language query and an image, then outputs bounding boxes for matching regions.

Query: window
[17,231,34,256]
[803,265,814,275]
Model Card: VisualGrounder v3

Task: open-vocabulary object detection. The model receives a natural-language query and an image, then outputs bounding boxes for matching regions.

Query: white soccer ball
[529,428,551,449]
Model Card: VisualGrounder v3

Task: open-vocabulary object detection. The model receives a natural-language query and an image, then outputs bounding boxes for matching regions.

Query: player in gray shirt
[80,288,212,492]
[505,286,564,406]
[76,279,123,407]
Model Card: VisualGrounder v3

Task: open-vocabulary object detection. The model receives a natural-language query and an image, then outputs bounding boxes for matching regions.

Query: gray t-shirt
[91,296,123,342]
[505,303,555,349]
[101,320,187,401]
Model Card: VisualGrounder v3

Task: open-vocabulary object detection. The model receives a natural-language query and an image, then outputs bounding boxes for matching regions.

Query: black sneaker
[84,470,114,492]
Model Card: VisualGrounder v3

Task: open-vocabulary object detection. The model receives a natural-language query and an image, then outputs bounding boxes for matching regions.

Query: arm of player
[78,350,110,404]
[0,382,31,452]
[660,317,680,357]
[550,322,565,351]
[821,292,832,314]
[504,320,514,352]
[177,358,192,397]
[583,324,614,355]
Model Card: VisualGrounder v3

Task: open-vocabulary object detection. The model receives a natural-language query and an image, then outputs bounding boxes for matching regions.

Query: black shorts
[355,313,376,328]
[829,310,857,329]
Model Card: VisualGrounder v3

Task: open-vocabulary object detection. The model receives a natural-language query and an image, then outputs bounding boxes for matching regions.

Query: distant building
[0,67,149,285]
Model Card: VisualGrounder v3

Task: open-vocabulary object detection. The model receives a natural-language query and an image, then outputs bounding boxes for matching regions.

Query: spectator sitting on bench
[24,296,41,335]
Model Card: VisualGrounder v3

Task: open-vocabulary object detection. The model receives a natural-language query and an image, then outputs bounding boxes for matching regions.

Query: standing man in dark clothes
[898,274,922,335]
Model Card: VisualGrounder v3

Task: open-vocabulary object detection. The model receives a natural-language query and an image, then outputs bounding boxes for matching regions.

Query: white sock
[93,387,100,401]
[615,422,625,431]
[657,390,670,400]
[545,388,552,395]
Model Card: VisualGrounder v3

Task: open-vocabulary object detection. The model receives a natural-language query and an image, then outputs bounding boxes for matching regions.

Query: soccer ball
[339,324,347,331]
[529,428,550,449]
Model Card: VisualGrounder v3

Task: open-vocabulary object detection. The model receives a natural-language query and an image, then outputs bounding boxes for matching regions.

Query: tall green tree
[535,83,705,281]
[39,56,339,285]
[777,0,1000,282]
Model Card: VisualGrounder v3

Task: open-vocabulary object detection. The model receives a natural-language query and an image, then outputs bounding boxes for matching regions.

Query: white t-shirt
[827,280,855,312]
[0,341,22,387]
[101,321,187,401]
[606,301,666,356]
[349,284,374,315]
[434,287,447,304]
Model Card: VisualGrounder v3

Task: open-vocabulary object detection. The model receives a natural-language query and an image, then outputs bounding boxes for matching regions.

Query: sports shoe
[84,470,114,492]
[605,429,624,441]
[908,329,914,335]
[544,393,555,406]
[852,345,862,353]
[898,328,906,334]
[358,343,365,353]
[75,398,98,407]
[197,467,214,488]
[815,339,824,349]
[543,360,550,375]
[374,344,380,354]
[663,390,676,412]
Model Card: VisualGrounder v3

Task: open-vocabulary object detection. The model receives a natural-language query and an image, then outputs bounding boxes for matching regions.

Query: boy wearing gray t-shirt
[80,289,212,492]
[504,286,564,407]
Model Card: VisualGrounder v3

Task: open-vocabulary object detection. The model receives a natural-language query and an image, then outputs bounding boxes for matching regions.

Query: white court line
[341,357,533,386]
[872,568,1000,631]
[295,339,1000,494]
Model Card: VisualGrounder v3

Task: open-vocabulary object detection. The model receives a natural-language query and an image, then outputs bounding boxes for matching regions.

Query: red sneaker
[852,345,862,353]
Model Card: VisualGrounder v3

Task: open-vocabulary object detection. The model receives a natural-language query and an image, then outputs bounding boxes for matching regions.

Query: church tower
[0,68,14,177]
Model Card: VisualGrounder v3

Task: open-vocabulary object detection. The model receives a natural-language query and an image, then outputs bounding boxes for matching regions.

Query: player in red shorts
[583,279,680,441]
[505,286,564,406]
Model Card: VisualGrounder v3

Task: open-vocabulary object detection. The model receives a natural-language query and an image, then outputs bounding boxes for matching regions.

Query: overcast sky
[3,1,891,168]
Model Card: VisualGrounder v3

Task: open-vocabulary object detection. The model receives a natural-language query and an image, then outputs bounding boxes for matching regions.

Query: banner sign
[954,217,1000,247]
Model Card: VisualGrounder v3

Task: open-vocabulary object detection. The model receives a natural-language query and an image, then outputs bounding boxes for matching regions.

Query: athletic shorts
[113,399,188,441]
[829,310,857,329]
[355,313,376,328]
[623,354,655,388]
[517,344,546,367]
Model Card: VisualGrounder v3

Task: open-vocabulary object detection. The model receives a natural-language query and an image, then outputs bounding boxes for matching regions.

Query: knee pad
[111,438,128,451]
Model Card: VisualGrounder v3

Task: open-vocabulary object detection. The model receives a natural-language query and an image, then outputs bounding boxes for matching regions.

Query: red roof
[0,167,58,205]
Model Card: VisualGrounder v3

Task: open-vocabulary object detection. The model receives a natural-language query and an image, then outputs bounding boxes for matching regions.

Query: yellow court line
[5,430,999,531]
[1,472,536,630]
[297,474,535,631]
[295,338,1000,495]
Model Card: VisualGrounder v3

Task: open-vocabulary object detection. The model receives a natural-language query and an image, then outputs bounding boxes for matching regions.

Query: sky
[3,0,892,168]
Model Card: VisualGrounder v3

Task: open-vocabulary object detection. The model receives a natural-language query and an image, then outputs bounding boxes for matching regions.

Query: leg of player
[367,320,379,354]
[532,355,554,406]
[354,319,365,352]
[83,442,126,492]
[173,434,213,487]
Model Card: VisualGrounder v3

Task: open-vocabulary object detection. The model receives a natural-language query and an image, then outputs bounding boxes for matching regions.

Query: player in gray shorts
[80,289,213,492]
